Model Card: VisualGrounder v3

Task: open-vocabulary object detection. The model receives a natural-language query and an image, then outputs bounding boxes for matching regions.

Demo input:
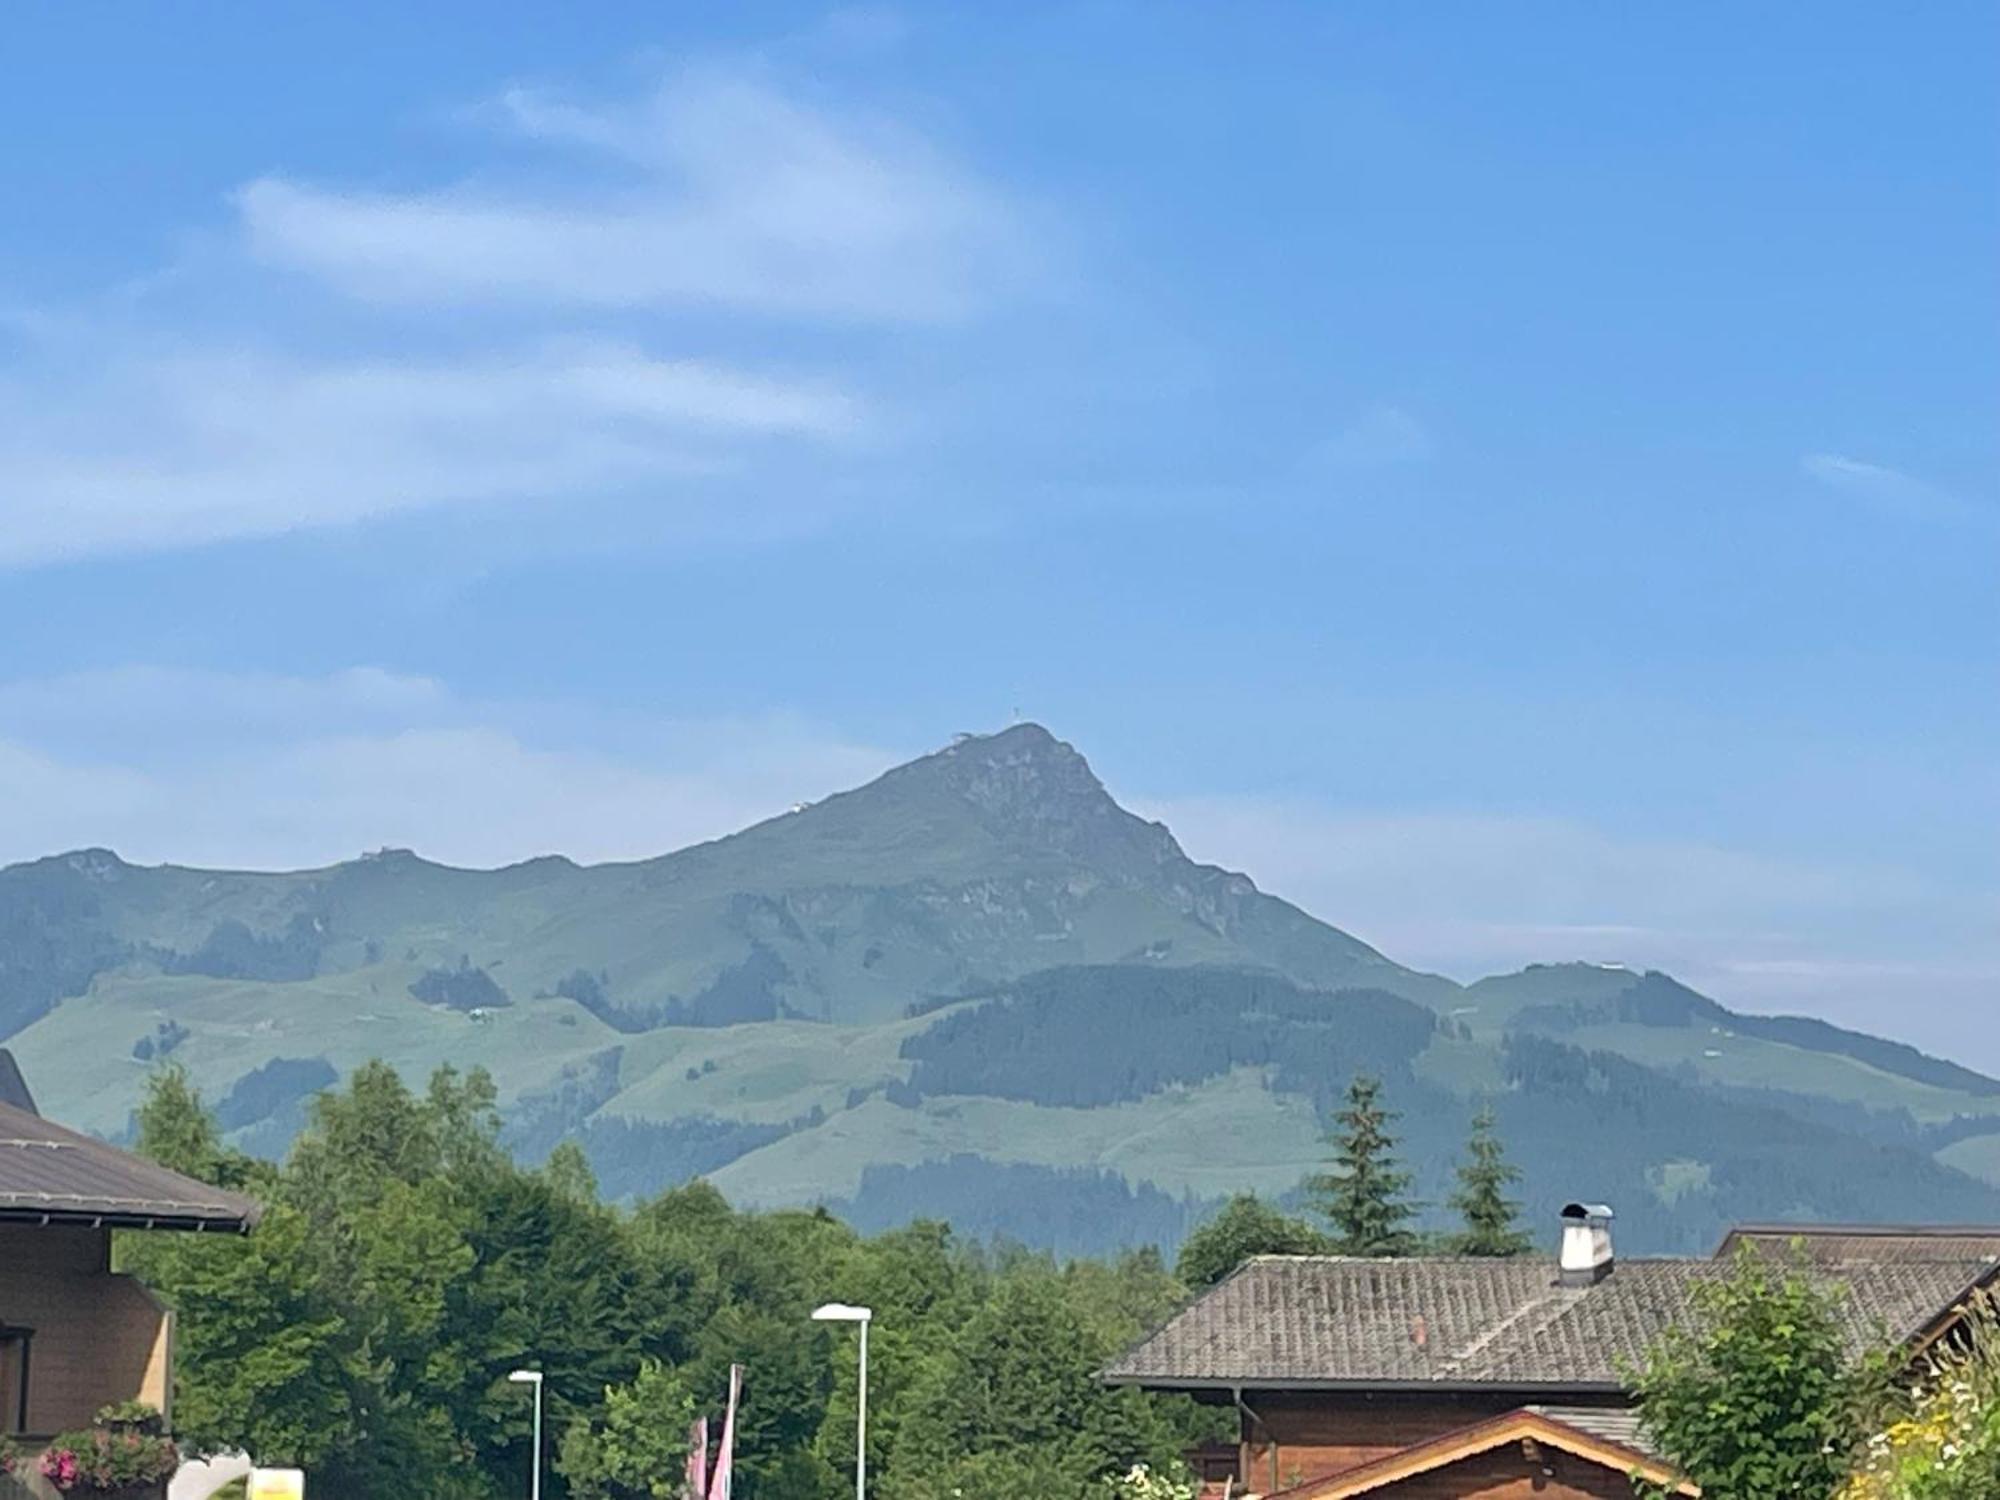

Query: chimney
[1559,1202,1614,1286]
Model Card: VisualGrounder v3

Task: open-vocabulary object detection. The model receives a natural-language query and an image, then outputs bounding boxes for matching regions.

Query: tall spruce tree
[1310,1074,1420,1256]
[1447,1106,1531,1256]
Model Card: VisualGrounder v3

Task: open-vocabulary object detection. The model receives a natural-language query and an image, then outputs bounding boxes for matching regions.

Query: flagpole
[712,1363,743,1500]
[687,1415,710,1500]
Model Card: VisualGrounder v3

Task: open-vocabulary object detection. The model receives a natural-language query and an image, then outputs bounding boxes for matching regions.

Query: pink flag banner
[686,1415,710,1500]
[710,1365,744,1500]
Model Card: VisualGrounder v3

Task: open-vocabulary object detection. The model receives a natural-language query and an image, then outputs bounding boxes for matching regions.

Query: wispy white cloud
[0,58,1023,568]
[240,70,1027,322]
[1802,452,1984,525]
[0,341,860,566]
[0,666,897,870]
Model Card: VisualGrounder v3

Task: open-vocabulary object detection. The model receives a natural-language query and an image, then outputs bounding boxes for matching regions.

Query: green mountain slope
[0,725,1450,1040]
[5,723,1998,1254]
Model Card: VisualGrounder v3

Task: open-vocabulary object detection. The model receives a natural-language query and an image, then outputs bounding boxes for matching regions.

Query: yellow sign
[249,1469,306,1500]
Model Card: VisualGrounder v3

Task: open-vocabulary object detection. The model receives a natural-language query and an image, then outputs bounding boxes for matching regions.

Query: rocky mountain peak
[933,722,1101,809]
[898,724,1187,873]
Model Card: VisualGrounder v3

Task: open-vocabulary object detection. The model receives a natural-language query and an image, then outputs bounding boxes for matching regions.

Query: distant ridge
[5,723,2000,1254]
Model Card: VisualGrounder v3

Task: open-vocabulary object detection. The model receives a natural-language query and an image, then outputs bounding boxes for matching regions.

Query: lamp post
[811,1303,872,1500]
[508,1369,544,1500]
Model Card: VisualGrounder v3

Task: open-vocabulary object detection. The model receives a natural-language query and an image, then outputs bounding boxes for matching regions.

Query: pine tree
[1310,1074,1420,1256]
[1448,1106,1531,1256]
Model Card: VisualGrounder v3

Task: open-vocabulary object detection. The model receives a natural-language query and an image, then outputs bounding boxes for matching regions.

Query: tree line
[114,1063,1525,1499]
[1175,1073,1531,1286]
[117,1059,2000,1499]
[119,1062,1222,1500]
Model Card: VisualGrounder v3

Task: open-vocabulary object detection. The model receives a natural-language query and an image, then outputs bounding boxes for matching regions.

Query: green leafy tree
[121,1204,351,1469]
[680,1303,836,1500]
[1309,1075,1420,1256]
[544,1140,601,1205]
[1063,1247,1188,1351]
[118,1057,1221,1500]
[1631,1245,1878,1499]
[1446,1107,1530,1257]
[558,1359,696,1500]
[887,1265,1185,1500]
[812,1219,975,1488]
[1175,1194,1326,1288]
[131,1062,267,1191]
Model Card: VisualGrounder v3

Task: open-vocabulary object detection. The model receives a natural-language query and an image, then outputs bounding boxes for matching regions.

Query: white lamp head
[508,1369,544,1385]
[811,1302,873,1323]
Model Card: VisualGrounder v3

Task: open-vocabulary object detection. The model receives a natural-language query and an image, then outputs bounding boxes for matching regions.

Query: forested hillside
[8,724,2000,1253]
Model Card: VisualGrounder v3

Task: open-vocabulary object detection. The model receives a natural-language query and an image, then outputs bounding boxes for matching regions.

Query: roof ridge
[1437,1285,1568,1376]
[1102,1251,2000,1391]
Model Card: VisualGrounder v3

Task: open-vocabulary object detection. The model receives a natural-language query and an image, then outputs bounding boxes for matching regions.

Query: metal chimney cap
[1561,1202,1615,1221]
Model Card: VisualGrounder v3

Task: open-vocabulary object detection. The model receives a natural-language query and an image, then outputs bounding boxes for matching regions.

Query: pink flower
[38,1446,79,1487]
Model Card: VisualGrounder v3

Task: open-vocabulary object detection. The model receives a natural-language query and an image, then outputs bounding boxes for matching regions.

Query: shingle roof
[0,1099,258,1231]
[1103,1251,1999,1391]
[1716,1224,2000,1265]
[1522,1404,1654,1454]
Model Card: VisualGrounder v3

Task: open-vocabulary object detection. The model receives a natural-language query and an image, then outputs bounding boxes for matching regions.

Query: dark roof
[0,1100,258,1232]
[1716,1224,2000,1265]
[1103,1251,1999,1391]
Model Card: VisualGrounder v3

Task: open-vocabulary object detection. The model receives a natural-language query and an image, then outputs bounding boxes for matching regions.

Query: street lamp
[508,1369,544,1500]
[811,1303,872,1500]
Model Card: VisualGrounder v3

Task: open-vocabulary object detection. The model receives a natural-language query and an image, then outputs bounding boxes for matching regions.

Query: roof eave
[0,1205,258,1234]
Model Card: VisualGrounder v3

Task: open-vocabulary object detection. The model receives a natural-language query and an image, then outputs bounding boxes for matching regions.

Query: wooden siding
[1350,1445,1645,1499]
[0,1225,108,1277]
[1238,1390,1551,1488]
[0,1224,172,1438]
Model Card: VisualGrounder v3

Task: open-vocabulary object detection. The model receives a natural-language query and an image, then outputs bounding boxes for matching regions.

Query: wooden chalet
[1105,1205,2000,1500]
[0,1052,258,1500]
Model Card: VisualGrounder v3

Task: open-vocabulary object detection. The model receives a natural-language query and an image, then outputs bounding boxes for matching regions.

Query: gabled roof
[1521,1402,1653,1453]
[1260,1405,1696,1499]
[0,1099,258,1232]
[1103,1251,1999,1391]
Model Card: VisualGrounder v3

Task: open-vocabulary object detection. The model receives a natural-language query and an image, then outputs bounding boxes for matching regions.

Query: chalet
[0,1053,258,1500]
[1105,1205,2000,1500]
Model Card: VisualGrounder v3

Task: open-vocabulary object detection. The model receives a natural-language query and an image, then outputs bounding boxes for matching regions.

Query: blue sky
[1,4,1994,1059]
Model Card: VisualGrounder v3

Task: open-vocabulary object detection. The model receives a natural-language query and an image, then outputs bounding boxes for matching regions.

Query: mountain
[6,723,2000,1254]
[0,725,1448,1040]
